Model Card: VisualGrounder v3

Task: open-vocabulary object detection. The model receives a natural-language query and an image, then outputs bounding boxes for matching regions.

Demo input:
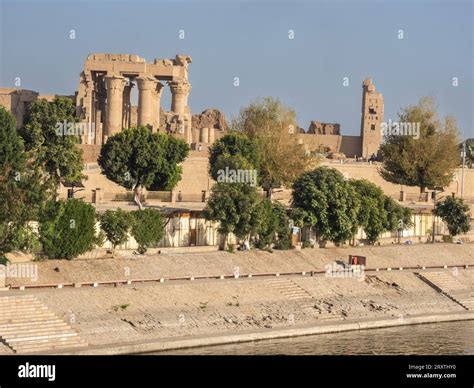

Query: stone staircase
[266,278,335,320]
[0,295,87,353]
[417,271,474,310]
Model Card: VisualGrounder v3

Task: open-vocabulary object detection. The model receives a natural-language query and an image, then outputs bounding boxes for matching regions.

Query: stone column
[137,76,158,128]
[95,101,102,145]
[152,82,164,131]
[122,81,133,129]
[200,127,209,143]
[169,80,191,117]
[208,127,215,144]
[105,75,126,138]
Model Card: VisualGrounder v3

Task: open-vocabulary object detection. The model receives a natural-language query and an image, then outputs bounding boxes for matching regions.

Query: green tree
[379,97,460,193]
[290,207,317,229]
[463,138,474,168]
[130,208,165,254]
[350,179,387,244]
[20,97,85,188]
[434,196,471,237]
[204,183,261,248]
[0,107,47,256]
[39,199,96,260]
[98,127,189,209]
[292,167,360,245]
[233,97,316,196]
[99,209,131,256]
[383,196,413,233]
[211,153,258,186]
[254,200,291,250]
[208,132,261,181]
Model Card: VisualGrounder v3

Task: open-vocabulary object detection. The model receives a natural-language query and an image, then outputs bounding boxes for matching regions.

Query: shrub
[442,235,453,243]
[292,167,360,245]
[39,199,96,260]
[99,209,131,255]
[130,208,165,254]
[254,200,291,250]
[434,196,471,237]
[9,224,42,253]
[0,255,9,266]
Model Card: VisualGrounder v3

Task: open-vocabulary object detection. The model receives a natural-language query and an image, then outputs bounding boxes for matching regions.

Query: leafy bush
[254,200,291,250]
[442,235,453,243]
[130,208,165,254]
[9,224,42,253]
[350,179,387,244]
[98,127,189,209]
[434,196,471,237]
[99,209,131,255]
[94,230,106,249]
[301,240,315,249]
[292,167,360,245]
[39,199,96,260]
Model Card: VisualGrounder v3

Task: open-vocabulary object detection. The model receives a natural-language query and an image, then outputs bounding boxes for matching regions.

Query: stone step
[12,339,86,353]
[287,296,312,301]
[14,339,88,353]
[5,328,79,340]
[0,323,70,334]
[0,322,72,334]
[0,302,44,308]
[0,296,87,353]
[0,297,45,302]
[7,332,79,344]
[0,300,46,305]
[0,300,42,309]
[16,343,88,354]
[0,316,62,326]
[274,284,303,288]
[282,290,311,295]
[0,313,58,322]
[0,319,67,330]
[0,306,49,314]
[0,303,49,309]
[266,279,292,284]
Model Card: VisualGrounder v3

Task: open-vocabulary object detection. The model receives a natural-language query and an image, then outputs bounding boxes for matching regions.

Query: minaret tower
[360,78,384,159]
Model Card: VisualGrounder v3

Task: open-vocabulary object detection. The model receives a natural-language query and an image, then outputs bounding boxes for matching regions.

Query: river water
[156,321,474,355]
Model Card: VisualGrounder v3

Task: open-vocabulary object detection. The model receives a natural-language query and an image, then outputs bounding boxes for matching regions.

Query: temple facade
[76,53,194,145]
[0,54,384,159]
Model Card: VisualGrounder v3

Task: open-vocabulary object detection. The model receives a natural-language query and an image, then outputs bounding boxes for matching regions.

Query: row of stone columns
[103,74,191,139]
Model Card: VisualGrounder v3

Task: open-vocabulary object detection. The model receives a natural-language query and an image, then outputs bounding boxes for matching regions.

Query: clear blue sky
[1,0,472,139]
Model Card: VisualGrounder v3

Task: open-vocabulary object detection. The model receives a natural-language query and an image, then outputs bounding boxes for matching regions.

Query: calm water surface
[156,321,474,355]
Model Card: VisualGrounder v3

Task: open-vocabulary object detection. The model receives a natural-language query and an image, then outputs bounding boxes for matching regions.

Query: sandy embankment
[2,244,473,355]
[7,243,474,286]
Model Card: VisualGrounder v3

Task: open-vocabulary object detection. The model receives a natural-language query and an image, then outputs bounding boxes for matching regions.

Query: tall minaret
[360,78,384,159]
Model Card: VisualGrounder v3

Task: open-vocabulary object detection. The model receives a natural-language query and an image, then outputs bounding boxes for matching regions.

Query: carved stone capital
[168,80,191,95]
[104,75,126,92]
[154,81,165,97]
[136,76,159,91]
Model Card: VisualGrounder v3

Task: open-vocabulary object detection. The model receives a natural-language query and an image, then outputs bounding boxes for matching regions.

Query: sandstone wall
[78,144,102,164]
[325,162,474,201]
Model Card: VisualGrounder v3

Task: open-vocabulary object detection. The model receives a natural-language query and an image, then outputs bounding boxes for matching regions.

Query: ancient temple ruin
[0,53,383,160]
[76,53,204,145]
